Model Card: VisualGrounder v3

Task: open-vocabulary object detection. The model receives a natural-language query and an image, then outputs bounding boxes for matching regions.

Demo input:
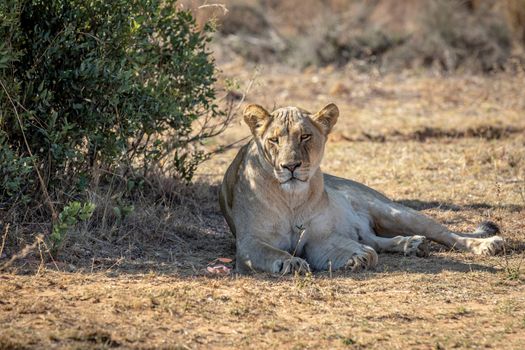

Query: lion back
[219,142,251,237]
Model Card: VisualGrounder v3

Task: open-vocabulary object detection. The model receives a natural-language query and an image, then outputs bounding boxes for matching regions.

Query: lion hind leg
[369,203,504,255]
[360,234,430,257]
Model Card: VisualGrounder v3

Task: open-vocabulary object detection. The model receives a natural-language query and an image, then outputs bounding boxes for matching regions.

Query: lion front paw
[472,236,504,256]
[404,235,430,257]
[345,245,378,272]
[272,256,311,275]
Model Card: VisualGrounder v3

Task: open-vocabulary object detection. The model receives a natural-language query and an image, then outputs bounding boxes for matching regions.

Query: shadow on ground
[338,126,525,143]
[3,183,517,278]
[396,199,524,213]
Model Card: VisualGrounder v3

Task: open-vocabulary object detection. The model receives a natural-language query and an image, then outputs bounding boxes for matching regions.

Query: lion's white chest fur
[291,196,369,256]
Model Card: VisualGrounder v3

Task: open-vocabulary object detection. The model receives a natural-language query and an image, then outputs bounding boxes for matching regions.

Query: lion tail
[471,221,500,238]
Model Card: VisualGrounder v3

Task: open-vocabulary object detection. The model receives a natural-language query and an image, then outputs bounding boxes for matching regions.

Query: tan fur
[220,104,504,274]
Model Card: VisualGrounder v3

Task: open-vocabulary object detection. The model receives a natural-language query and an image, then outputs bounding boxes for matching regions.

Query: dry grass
[1,269,524,349]
[1,60,525,348]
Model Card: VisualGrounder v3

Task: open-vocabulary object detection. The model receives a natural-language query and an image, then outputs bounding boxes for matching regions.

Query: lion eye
[300,134,311,141]
[268,137,279,144]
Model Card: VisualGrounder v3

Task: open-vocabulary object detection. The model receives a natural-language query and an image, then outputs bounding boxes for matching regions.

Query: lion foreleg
[236,236,310,274]
[304,235,378,271]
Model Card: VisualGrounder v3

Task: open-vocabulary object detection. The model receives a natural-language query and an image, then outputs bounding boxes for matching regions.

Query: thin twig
[208,135,251,156]
[33,29,65,69]
[0,234,43,271]
[197,69,259,158]
[198,4,229,15]
[292,225,306,257]
[0,223,9,260]
[41,238,60,272]
[78,31,104,44]
[105,256,125,273]
[35,236,46,276]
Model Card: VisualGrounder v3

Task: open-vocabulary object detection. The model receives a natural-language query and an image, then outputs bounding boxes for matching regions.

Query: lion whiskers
[274,167,310,184]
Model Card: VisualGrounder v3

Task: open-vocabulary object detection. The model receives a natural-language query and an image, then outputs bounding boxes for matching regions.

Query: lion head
[243,103,339,191]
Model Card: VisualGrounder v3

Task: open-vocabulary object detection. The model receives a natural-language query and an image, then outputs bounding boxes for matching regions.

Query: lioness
[219,103,504,274]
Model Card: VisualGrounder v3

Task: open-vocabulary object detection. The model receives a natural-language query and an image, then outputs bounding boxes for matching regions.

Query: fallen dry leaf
[206,264,231,275]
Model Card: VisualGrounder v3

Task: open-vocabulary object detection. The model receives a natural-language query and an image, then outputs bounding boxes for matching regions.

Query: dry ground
[1,62,525,349]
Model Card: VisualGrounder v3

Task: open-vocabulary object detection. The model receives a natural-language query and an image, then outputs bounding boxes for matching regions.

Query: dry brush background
[1,0,525,349]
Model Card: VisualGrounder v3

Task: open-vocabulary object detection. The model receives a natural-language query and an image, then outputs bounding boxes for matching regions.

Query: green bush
[50,201,96,256]
[0,0,223,211]
[0,134,33,207]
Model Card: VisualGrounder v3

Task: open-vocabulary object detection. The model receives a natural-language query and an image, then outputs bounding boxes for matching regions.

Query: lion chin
[280,178,309,193]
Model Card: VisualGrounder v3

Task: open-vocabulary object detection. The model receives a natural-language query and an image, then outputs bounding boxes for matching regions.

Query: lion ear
[312,103,339,135]
[243,104,272,136]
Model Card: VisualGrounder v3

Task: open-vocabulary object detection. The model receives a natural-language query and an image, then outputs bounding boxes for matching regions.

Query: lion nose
[281,161,302,173]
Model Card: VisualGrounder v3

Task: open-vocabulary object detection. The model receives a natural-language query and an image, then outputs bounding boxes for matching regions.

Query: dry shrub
[292,0,513,72]
[217,4,287,62]
[209,0,523,72]
[394,0,512,72]
[180,0,287,62]
[505,0,525,47]
[288,7,405,68]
